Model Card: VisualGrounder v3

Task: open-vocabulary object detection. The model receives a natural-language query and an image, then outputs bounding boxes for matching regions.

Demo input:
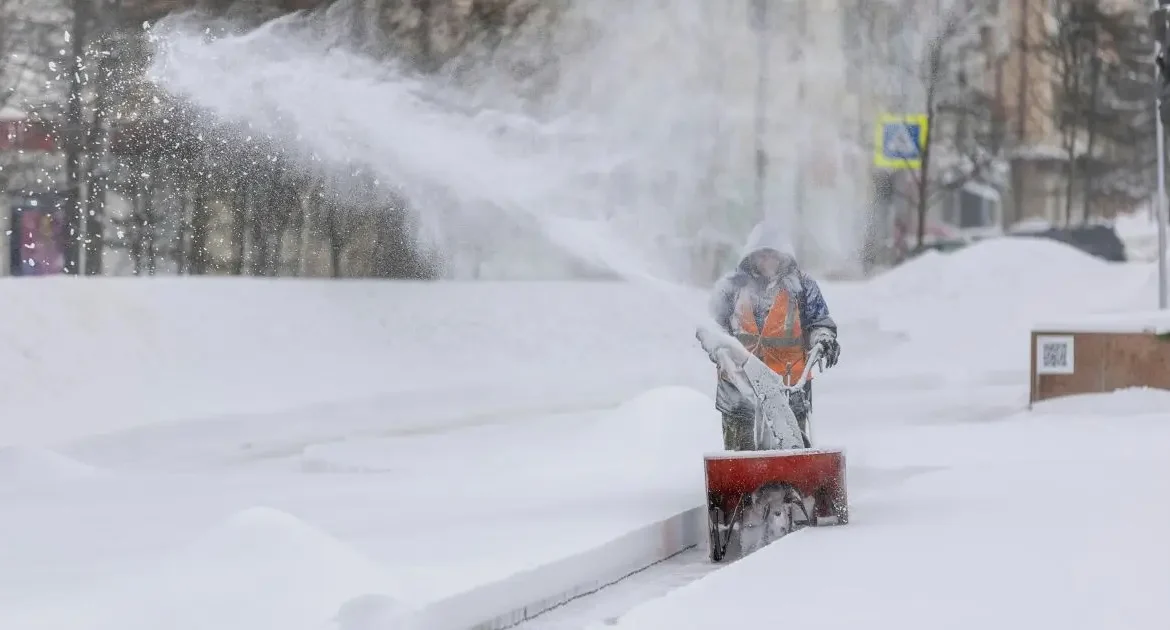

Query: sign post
[873,114,929,171]
[873,114,928,257]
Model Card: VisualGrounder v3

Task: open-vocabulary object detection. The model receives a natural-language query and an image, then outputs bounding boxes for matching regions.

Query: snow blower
[696,324,849,563]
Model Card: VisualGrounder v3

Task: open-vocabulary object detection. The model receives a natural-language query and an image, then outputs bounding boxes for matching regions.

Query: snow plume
[145,4,611,280]
[144,0,889,283]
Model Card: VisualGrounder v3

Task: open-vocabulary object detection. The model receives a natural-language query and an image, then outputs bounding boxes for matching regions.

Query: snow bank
[1027,387,1170,417]
[0,278,708,446]
[9,506,414,630]
[300,385,721,494]
[1033,309,1170,334]
[832,237,1158,383]
[0,446,103,484]
[334,594,419,630]
[868,236,1116,300]
[18,237,1143,451]
[583,387,722,482]
[0,385,720,630]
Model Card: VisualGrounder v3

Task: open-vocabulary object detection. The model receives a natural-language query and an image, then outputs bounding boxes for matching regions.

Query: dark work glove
[809,328,840,368]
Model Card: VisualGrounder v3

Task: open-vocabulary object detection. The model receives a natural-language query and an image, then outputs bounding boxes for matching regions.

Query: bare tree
[846,0,1008,252]
[0,0,61,203]
[1042,0,1154,224]
[0,0,57,112]
[13,0,558,279]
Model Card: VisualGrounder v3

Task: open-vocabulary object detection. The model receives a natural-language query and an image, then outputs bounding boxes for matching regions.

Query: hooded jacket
[708,222,836,347]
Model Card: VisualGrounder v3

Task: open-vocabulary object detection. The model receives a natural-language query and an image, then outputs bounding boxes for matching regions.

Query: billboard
[9,193,66,276]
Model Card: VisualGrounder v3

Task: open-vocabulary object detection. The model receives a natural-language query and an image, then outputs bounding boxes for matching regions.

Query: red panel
[705,448,847,519]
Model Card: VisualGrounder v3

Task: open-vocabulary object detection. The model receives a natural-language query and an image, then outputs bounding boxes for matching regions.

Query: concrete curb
[415,505,707,630]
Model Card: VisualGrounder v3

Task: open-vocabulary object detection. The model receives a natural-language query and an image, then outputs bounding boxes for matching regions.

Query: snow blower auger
[696,324,849,563]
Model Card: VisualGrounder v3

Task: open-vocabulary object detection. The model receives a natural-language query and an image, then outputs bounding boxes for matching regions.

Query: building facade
[838,0,1149,259]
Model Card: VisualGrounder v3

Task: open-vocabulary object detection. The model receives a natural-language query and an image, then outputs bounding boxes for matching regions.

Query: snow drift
[6,506,416,630]
[300,386,721,494]
[0,278,709,447]
[0,446,104,484]
[824,237,1163,385]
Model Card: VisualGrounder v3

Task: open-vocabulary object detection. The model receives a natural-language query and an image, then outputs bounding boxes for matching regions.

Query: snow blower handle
[786,344,826,391]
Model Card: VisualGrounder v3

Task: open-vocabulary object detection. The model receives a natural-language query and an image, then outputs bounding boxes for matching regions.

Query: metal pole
[751,0,770,223]
[1154,0,1169,308]
[1156,90,1167,309]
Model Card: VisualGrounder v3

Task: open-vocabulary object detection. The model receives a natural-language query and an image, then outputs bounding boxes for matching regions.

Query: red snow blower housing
[696,325,849,563]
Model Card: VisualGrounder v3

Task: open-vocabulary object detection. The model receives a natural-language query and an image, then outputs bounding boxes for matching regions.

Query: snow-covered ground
[594,238,1170,629]
[3,237,1169,629]
[604,388,1170,630]
[0,279,724,628]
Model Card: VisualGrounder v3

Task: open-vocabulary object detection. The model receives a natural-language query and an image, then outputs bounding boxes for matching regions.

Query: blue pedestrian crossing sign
[873,114,928,170]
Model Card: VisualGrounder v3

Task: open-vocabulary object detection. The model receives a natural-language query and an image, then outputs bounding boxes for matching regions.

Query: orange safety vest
[733,287,807,384]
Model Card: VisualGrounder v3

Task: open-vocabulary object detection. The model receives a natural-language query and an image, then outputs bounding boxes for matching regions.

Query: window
[954,182,1001,229]
[980,24,993,52]
[958,188,987,228]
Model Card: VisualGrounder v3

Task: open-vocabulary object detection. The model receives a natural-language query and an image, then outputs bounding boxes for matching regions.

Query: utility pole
[1152,0,1169,308]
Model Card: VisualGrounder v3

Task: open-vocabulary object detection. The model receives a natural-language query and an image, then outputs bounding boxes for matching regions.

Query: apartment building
[844,0,1149,253]
[1000,0,1148,226]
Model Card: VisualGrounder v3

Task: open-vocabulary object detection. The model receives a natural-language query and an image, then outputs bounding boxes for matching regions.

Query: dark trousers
[719,381,812,450]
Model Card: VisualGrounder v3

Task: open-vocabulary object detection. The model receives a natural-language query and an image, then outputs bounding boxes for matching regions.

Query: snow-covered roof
[1010,218,1054,232]
[1034,310,1170,334]
[960,179,1001,201]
